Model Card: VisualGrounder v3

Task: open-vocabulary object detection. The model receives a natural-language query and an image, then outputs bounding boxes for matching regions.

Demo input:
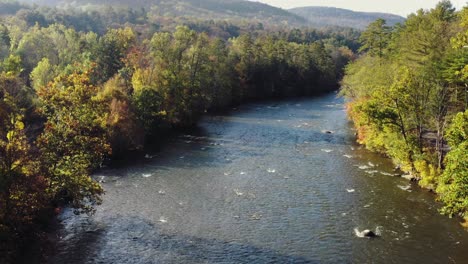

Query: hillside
[290,6,405,29]
[11,1,405,30]
[17,0,308,27]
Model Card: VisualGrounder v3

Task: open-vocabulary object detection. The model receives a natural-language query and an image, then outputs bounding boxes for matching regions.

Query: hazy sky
[250,0,467,17]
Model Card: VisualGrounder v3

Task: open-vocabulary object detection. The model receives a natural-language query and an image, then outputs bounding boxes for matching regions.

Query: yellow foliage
[132,68,158,92]
[415,159,440,189]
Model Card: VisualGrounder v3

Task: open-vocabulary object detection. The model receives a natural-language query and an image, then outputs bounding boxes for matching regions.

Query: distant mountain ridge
[289,6,405,29]
[17,0,308,27]
[15,1,405,29]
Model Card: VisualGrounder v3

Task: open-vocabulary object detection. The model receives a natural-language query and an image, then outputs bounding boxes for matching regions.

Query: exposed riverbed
[42,94,468,263]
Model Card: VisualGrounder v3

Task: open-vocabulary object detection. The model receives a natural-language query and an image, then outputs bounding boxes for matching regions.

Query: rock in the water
[402,174,419,181]
[355,228,380,238]
[363,230,377,237]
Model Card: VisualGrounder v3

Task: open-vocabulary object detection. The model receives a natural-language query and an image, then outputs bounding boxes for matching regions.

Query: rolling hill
[289,6,405,29]
[14,1,405,30]
[17,0,308,27]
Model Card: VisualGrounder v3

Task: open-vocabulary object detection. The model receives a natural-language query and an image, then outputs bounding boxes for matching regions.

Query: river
[42,94,468,263]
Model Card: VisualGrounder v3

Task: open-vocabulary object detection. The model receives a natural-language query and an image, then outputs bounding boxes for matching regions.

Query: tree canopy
[0,2,356,260]
[341,1,468,221]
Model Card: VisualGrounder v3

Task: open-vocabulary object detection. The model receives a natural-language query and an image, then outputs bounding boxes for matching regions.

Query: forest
[3,0,468,261]
[341,1,468,223]
[0,0,356,259]
[3,0,308,28]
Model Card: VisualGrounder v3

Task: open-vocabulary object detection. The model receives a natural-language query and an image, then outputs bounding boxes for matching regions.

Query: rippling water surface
[43,94,468,263]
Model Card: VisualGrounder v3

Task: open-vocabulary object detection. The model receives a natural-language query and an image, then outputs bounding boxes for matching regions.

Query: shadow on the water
[94,124,349,181]
[45,216,318,264]
[94,108,349,180]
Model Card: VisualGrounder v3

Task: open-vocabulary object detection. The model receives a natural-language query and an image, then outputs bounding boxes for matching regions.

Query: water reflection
[40,94,468,264]
[49,215,319,264]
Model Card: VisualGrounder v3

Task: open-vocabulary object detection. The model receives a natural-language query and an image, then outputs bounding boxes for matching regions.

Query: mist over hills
[16,0,307,27]
[12,0,405,29]
[289,6,405,29]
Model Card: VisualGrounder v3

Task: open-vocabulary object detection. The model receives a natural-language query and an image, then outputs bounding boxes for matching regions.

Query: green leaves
[93,27,136,83]
[445,110,468,147]
[30,58,57,91]
[437,111,468,218]
[1,54,23,76]
[0,89,48,235]
[145,26,216,126]
[358,18,392,58]
[342,3,468,220]
[0,5,354,242]
[36,67,109,214]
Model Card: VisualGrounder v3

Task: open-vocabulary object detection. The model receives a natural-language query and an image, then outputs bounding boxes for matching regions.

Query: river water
[43,94,468,263]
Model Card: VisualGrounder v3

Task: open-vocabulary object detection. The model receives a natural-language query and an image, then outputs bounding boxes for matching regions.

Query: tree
[341,1,468,215]
[1,54,23,76]
[451,6,468,49]
[0,24,10,61]
[30,58,57,91]
[0,111,46,232]
[149,26,212,126]
[444,7,468,111]
[36,67,109,214]
[0,73,47,242]
[395,2,455,68]
[98,75,144,155]
[229,33,257,101]
[92,27,136,83]
[358,18,392,58]
[205,38,234,109]
[437,110,468,219]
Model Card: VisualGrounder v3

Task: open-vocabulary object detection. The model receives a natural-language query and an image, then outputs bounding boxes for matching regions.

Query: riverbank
[339,3,468,223]
[343,100,468,225]
[3,92,337,263]
[23,94,468,264]
[1,21,353,260]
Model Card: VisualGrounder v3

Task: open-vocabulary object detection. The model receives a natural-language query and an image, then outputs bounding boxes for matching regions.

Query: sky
[250,0,467,17]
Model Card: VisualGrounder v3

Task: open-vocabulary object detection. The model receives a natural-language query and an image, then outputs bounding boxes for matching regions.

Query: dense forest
[3,0,405,30]
[341,1,468,223]
[0,0,362,45]
[0,0,357,260]
[3,0,468,261]
[8,0,308,27]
